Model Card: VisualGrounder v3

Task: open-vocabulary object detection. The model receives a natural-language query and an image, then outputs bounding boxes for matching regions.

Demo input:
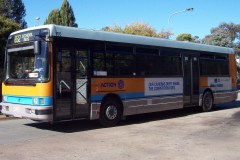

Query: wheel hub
[106,105,118,120]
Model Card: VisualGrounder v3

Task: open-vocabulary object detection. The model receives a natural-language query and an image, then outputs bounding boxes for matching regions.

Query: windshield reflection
[7,42,49,83]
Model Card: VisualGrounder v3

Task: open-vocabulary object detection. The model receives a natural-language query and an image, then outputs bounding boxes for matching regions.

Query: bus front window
[7,42,49,83]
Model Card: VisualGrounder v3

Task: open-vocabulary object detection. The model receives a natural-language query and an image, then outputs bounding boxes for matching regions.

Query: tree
[102,22,172,39]
[0,0,10,17]
[60,0,77,27]
[176,33,200,43]
[11,0,27,28]
[44,9,61,25]
[202,22,240,48]
[44,0,78,27]
[176,33,194,42]
[0,0,27,28]
[124,22,159,37]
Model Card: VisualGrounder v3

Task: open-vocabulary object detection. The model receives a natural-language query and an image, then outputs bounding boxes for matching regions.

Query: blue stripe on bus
[91,92,144,102]
[3,95,53,106]
[91,92,183,102]
[232,86,237,91]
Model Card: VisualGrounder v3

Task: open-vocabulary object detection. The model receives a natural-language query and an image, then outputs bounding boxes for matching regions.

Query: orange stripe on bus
[200,77,208,88]
[229,54,237,87]
[2,82,53,97]
[91,78,144,94]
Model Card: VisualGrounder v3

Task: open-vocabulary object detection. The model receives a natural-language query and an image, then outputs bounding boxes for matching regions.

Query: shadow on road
[25,101,240,133]
[25,120,102,133]
[222,101,240,121]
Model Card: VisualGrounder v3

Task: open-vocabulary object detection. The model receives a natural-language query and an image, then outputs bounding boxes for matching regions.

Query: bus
[0,25,238,127]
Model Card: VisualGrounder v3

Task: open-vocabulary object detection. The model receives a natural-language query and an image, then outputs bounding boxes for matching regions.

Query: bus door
[54,49,89,121]
[74,49,89,118]
[183,54,200,107]
[54,49,73,121]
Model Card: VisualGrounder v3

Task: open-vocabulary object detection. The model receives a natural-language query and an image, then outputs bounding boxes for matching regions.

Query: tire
[99,98,122,127]
[202,91,213,112]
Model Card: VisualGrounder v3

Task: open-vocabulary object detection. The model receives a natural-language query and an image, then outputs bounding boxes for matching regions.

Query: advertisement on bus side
[144,78,183,96]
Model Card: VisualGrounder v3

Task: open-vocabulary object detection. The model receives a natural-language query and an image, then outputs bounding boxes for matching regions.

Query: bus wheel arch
[99,94,123,127]
[202,89,214,112]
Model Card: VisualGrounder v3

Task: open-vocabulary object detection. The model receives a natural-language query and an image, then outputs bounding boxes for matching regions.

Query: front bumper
[0,102,52,122]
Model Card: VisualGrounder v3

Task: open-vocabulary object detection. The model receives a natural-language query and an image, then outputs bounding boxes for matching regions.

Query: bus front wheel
[99,98,122,127]
[202,91,213,112]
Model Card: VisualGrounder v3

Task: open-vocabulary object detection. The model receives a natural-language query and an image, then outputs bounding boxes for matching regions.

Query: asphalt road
[0,101,240,160]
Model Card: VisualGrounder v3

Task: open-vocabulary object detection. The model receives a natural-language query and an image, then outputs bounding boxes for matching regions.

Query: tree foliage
[124,22,159,37]
[0,0,27,28]
[11,0,27,28]
[202,22,240,48]
[60,0,77,27]
[44,0,78,27]
[176,33,194,42]
[176,33,200,43]
[102,22,172,39]
[44,9,61,25]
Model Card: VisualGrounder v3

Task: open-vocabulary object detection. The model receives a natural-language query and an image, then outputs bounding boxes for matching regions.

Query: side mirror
[34,41,41,55]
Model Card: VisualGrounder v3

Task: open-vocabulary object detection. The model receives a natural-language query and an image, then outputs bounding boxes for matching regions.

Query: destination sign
[14,32,34,43]
[8,29,49,45]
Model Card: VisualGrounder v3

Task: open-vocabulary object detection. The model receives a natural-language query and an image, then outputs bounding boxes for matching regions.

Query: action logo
[118,80,124,89]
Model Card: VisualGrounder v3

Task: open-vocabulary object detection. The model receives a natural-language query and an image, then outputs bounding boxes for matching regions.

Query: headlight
[32,97,45,105]
[33,98,38,105]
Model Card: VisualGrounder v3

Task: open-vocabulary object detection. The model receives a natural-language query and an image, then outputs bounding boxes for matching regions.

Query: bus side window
[57,52,62,62]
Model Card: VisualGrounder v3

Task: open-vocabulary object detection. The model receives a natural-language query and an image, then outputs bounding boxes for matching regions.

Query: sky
[23,0,240,39]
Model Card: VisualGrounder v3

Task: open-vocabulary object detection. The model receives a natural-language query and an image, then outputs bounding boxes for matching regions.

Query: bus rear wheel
[202,91,213,112]
[99,98,122,127]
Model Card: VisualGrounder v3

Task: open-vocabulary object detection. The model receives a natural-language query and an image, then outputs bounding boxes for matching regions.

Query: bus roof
[11,24,234,54]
